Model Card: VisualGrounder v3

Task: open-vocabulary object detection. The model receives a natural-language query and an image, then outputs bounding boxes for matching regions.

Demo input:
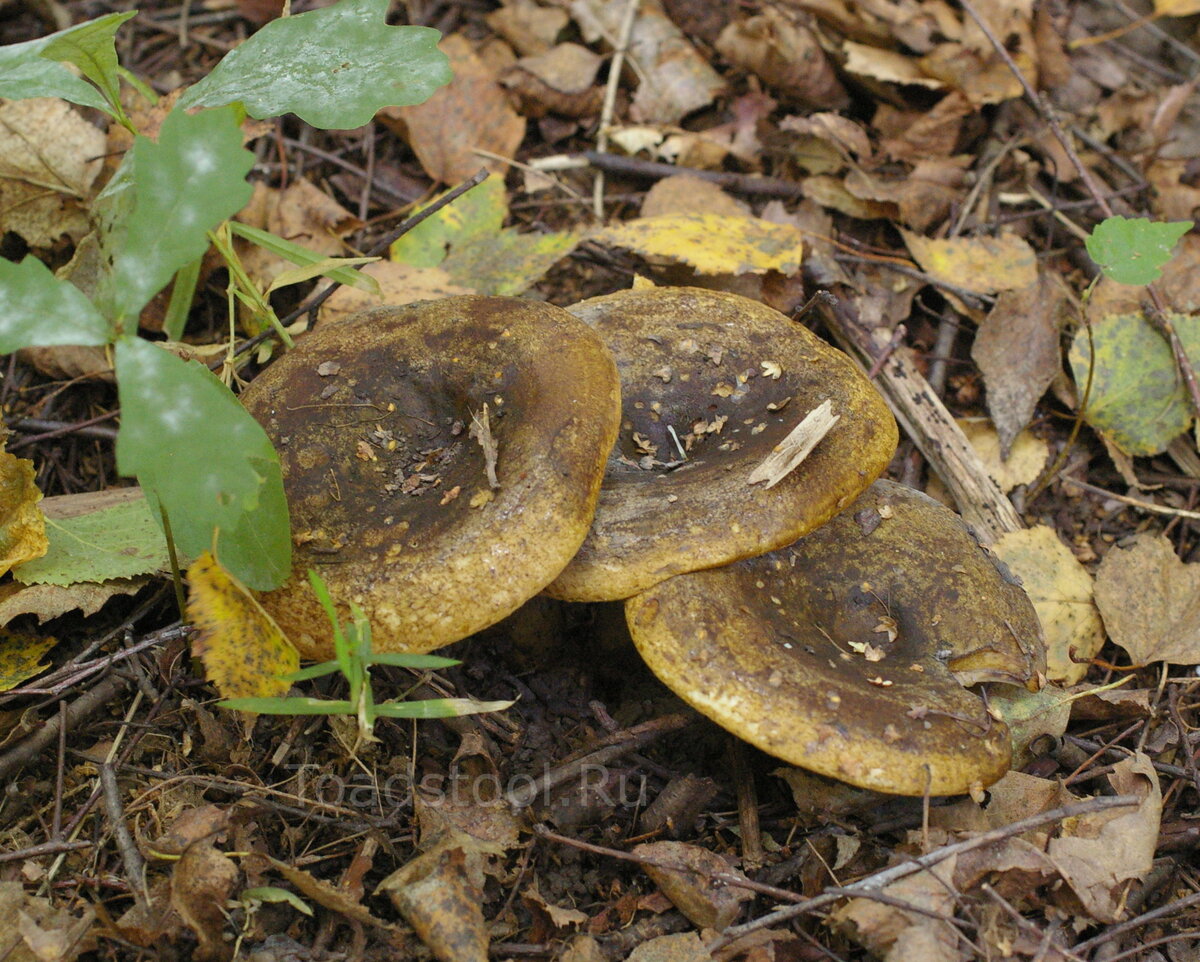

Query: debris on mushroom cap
[241,296,621,657]
[625,479,1046,796]
[545,287,898,602]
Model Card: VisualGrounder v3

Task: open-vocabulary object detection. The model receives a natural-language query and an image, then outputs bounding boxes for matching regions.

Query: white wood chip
[747,399,839,489]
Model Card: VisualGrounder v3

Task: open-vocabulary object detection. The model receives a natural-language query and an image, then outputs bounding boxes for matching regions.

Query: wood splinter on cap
[470,403,500,489]
[747,399,839,489]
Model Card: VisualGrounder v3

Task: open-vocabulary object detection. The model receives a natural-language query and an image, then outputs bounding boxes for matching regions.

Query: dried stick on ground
[817,295,1024,542]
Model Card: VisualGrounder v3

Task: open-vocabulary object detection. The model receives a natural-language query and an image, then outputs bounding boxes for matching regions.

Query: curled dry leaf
[633,840,754,930]
[1094,533,1200,665]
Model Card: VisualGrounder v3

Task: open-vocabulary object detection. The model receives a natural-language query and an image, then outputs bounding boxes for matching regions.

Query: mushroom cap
[625,480,1045,796]
[546,287,898,601]
[242,296,621,657]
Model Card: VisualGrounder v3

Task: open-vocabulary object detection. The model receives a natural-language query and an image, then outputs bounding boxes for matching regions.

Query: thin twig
[592,0,641,218]
[1060,475,1200,520]
[708,795,1141,950]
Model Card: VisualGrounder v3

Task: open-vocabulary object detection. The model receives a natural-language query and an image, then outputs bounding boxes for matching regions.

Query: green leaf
[0,16,125,112]
[1086,216,1192,286]
[373,697,514,719]
[105,106,254,323]
[284,661,343,682]
[368,652,460,669]
[114,337,292,590]
[13,491,169,586]
[241,888,313,916]
[390,174,507,267]
[228,222,382,293]
[39,11,137,118]
[218,696,354,715]
[0,256,113,353]
[176,0,451,129]
[162,258,203,342]
[1068,311,1200,455]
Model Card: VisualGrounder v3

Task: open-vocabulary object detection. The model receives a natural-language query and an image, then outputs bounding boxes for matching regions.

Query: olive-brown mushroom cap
[242,296,621,657]
[545,287,898,602]
[625,480,1045,796]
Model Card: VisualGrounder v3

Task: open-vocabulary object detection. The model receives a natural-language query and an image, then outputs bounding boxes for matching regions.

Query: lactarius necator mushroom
[545,287,898,602]
[625,480,1045,796]
[242,296,621,657]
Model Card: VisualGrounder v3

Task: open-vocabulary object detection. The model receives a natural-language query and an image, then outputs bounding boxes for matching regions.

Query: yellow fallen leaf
[0,447,48,578]
[0,632,57,691]
[902,229,1038,295]
[957,419,1049,493]
[993,526,1104,685]
[592,213,804,276]
[186,551,298,703]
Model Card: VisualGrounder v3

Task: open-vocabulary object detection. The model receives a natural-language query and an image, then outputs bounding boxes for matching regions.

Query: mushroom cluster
[243,287,1044,795]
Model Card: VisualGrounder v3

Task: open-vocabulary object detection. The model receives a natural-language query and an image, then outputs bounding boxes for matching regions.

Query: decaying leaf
[901,229,1039,296]
[0,633,57,692]
[633,840,754,931]
[380,33,525,183]
[955,419,1049,494]
[169,840,239,962]
[593,213,804,276]
[1068,311,1200,456]
[993,525,1104,685]
[0,578,148,629]
[0,447,48,579]
[0,881,95,962]
[1094,534,1200,665]
[972,275,1065,456]
[186,551,298,703]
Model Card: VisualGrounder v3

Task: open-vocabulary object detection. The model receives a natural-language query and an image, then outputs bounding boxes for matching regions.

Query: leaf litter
[3,0,1200,960]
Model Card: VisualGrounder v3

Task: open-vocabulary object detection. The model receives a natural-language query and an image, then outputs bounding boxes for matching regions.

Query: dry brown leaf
[715,7,848,108]
[486,0,570,55]
[832,857,963,962]
[625,931,713,962]
[875,92,973,162]
[1094,534,1200,665]
[0,98,104,247]
[317,261,476,325]
[170,841,238,962]
[972,275,1064,456]
[842,42,946,88]
[501,43,603,118]
[378,840,490,962]
[380,33,525,184]
[641,175,749,219]
[902,229,1039,295]
[0,881,95,962]
[845,158,970,232]
[633,840,754,931]
[569,0,724,124]
[993,525,1104,685]
[0,578,147,627]
[0,448,47,578]
[1046,754,1161,923]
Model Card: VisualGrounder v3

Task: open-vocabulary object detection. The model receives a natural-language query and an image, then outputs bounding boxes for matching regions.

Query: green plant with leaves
[219,571,513,746]
[0,0,452,589]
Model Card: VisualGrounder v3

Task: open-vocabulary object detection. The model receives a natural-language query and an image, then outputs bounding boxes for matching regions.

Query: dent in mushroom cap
[546,287,899,602]
[625,480,1046,797]
[241,296,621,657]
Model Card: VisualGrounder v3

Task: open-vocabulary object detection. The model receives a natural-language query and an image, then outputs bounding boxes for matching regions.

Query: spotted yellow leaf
[0,632,56,691]
[593,213,804,276]
[901,229,1037,296]
[187,551,298,704]
[0,446,48,578]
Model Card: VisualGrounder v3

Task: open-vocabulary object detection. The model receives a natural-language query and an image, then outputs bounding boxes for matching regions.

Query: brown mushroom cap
[242,296,621,657]
[546,287,898,602]
[625,480,1045,796]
